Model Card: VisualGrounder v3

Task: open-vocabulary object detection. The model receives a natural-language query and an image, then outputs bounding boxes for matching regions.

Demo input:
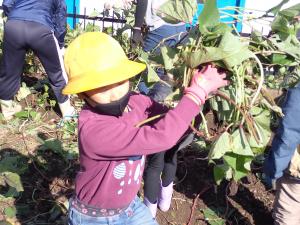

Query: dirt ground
[0,127,275,225]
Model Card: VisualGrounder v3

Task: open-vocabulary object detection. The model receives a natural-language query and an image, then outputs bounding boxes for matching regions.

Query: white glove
[60,47,66,57]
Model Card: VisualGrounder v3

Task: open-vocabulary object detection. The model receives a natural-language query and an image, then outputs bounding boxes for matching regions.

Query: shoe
[158,182,173,212]
[0,99,22,120]
[58,99,76,120]
[143,197,157,217]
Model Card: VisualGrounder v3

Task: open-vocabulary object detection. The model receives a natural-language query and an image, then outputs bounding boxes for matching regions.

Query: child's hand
[185,65,228,105]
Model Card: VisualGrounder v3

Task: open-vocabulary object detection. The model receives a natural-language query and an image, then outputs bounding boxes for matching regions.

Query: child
[132,0,192,216]
[63,32,227,224]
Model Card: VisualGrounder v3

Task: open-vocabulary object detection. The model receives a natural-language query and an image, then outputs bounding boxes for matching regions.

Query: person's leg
[27,22,68,104]
[273,176,300,225]
[26,21,74,118]
[143,151,165,216]
[159,133,194,211]
[0,20,27,119]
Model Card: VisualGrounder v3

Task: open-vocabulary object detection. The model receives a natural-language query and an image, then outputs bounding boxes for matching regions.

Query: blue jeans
[138,24,187,101]
[68,196,158,225]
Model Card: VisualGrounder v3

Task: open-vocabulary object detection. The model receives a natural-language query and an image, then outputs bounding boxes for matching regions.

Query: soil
[0,130,275,225]
[155,148,275,225]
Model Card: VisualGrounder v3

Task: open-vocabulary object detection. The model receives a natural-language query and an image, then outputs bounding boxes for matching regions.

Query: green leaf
[2,172,24,192]
[0,156,28,174]
[157,0,197,24]
[209,132,232,159]
[231,129,254,157]
[138,52,160,84]
[14,110,29,119]
[183,47,224,68]
[202,207,225,225]
[271,16,290,35]
[16,82,31,101]
[39,139,64,155]
[213,164,227,185]
[248,108,272,149]
[279,3,300,18]
[160,45,180,70]
[4,206,16,218]
[184,31,253,68]
[198,0,220,33]
[266,0,290,15]
[218,32,254,68]
[223,153,253,181]
[271,53,295,65]
[146,65,160,83]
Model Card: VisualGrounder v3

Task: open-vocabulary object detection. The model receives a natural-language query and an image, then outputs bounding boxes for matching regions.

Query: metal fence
[0,5,127,33]
[67,6,127,32]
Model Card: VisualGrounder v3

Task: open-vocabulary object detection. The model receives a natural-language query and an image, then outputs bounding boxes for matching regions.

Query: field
[1,0,300,224]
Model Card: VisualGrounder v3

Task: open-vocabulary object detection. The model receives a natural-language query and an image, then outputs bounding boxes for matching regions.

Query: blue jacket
[2,0,67,47]
[264,83,300,180]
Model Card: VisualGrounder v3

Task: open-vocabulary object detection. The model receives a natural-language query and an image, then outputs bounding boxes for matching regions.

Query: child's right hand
[184,65,228,105]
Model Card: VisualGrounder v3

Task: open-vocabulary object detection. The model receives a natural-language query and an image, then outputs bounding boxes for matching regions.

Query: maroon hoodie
[75,92,199,209]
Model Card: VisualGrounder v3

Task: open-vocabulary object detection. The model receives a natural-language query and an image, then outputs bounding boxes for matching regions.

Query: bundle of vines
[136,0,300,183]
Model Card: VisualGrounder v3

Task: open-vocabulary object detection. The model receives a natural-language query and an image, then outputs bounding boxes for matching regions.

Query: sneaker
[143,197,157,217]
[158,182,173,212]
[0,99,22,120]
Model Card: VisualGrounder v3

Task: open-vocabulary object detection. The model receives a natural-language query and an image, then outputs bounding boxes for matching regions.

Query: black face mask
[91,92,130,117]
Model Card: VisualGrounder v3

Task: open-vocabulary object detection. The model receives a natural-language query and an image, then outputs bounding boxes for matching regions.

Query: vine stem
[199,110,211,138]
[151,31,188,53]
[215,91,260,143]
[250,54,265,108]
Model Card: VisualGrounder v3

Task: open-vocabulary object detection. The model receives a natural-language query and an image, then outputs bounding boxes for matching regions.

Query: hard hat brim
[62,60,146,95]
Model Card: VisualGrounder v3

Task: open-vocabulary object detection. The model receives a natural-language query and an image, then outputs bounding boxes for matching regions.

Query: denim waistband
[69,196,130,217]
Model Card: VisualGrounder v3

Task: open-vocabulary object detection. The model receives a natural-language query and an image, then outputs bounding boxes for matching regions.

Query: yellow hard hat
[62,32,146,94]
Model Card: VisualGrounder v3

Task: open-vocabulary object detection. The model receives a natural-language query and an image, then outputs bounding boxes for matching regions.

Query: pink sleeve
[80,96,200,160]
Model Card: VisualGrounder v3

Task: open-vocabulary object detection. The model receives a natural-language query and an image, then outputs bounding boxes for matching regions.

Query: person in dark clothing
[131,0,192,216]
[0,0,75,120]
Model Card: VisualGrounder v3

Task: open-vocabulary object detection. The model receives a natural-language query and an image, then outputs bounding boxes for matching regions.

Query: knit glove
[185,65,228,105]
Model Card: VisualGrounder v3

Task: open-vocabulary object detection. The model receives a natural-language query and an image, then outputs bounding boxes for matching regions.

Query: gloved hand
[131,28,143,48]
[185,65,228,105]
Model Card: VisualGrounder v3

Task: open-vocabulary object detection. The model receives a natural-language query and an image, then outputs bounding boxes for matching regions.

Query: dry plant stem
[135,113,166,127]
[189,124,209,140]
[187,185,212,225]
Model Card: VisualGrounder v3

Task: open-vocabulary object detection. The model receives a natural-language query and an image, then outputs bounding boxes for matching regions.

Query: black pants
[143,133,194,203]
[0,20,68,103]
